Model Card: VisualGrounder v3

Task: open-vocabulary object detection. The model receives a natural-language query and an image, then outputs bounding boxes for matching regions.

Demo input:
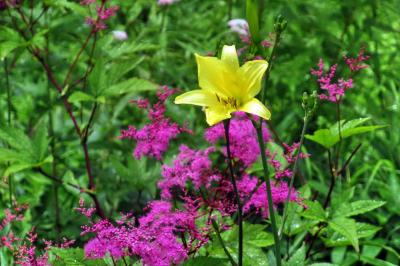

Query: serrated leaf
[335,200,386,217]
[4,163,36,176]
[305,118,386,149]
[284,245,306,266]
[328,218,359,252]
[0,26,25,59]
[32,121,49,161]
[301,200,327,222]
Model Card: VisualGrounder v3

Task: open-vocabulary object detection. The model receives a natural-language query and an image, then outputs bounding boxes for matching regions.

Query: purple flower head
[237,175,299,218]
[205,112,270,166]
[159,145,215,199]
[120,86,190,161]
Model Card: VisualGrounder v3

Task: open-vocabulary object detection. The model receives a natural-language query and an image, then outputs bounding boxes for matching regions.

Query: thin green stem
[260,30,283,104]
[335,100,342,172]
[227,0,233,20]
[223,120,243,266]
[254,120,282,266]
[45,13,61,241]
[279,115,309,238]
[4,58,13,208]
[211,219,238,266]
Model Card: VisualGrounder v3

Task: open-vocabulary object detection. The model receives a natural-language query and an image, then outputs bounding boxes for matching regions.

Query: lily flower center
[215,93,239,110]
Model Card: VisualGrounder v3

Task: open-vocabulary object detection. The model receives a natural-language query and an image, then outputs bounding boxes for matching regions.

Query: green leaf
[102,78,158,96]
[4,163,36,176]
[32,121,49,161]
[0,26,25,59]
[49,248,107,266]
[305,118,387,149]
[335,200,386,217]
[43,0,87,15]
[284,245,306,266]
[68,91,96,104]
[0,41,23,59]
[328,218,359,252]
[301,200,327,222]
[246,0,260,42]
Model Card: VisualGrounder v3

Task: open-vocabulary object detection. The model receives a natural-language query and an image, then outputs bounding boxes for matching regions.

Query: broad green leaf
[68,91,96,104]
[324,222,381,248]
[32,121,49,161]
[246,0,260,42]
[0,148,26,163]
[335,200,386,217]
[0,127,34,156]
[43,0,87,15]
[0,41,23,59]
[305,118,386,149]
[301,200,327,222]
[0,26,25,59]
[328,217,359,252]
[360,255,397,266]
[4,163,36,176]
[49,248,107,266]
[222,223,274,248]
[102,78,158,96]
[284,245,306,266]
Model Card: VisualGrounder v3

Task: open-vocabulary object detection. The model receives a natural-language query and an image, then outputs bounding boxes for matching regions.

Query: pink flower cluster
[120,86,190,161]
[311,47,369,102]
[157,0,179,6]
[238,175,298,218]
[205,112,270,166]
[159,145,215,199]
[82,200,207,266]
[267,142,309,179]
[311,60,353,102]
[344,46,370,72]
[81,1,119,31]
[0,205,74,265]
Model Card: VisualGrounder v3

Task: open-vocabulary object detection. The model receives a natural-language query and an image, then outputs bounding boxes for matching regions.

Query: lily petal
[205,106,231,126]
[239,98,271,120]
[240,60,268,99]
[195,54,232,97]
[175,89,219,107]
[221,45,239,70]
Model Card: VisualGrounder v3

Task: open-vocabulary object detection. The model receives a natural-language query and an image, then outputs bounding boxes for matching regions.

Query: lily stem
[224,119,243,266]
[279,115,309,238]
[254,120,282,266]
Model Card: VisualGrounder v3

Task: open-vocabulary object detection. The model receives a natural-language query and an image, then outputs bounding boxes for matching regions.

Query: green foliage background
[0,0,399,265]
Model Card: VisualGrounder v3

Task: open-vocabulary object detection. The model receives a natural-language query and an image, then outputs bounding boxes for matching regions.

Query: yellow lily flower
[174,45,271,126]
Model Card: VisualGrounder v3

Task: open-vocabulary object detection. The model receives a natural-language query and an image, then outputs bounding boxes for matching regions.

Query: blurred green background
[0,0,399,264]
